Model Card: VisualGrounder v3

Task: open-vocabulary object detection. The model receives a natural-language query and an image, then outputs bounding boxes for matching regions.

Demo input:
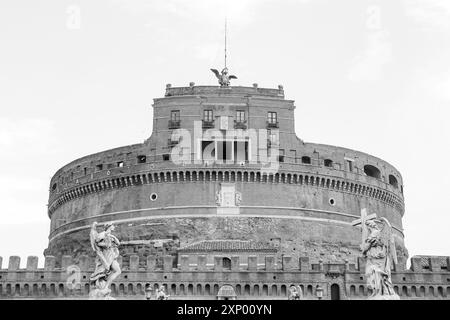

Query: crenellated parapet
[1,254,449,300]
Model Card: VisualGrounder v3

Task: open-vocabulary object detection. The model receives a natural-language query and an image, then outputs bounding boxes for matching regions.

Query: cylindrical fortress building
[45,84,408,267]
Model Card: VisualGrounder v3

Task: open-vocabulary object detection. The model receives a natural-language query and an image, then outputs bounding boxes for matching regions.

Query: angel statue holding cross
[352,209,400,300]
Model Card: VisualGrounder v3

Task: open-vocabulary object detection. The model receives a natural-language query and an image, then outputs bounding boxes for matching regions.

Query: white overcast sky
[0,0,449,267]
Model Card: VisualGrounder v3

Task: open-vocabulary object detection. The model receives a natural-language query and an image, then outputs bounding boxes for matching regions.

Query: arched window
[307,285,313,296]
[271,284,277,296]
[402,286,408,297]
[58,284,64,296]
[235,284,241,295]
[389,175,398,188]
[179,284,185,295]
[243,285,250,296]
[262,285,268,296]
[364,165,381,179]
[171,284,177,295]
[324,159,333,167]
[128,283,134,295]
[302,156,311,164]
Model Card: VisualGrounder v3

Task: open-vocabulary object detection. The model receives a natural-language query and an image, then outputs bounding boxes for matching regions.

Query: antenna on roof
[210,15,237,86]
[224,17,227,69]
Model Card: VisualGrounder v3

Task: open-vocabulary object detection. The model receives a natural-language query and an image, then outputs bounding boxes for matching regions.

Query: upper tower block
[150,84,296,150]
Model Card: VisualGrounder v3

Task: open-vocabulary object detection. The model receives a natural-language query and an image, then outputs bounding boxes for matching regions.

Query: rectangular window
[278,149,285,163]
[346,160,353,172]
[204,110,213,122]
[117,161,124,168]
[236,110,245,122]
[290,150,297,163]
[96,164,103,171]
[267,112,277,124]
[171,110,180,121]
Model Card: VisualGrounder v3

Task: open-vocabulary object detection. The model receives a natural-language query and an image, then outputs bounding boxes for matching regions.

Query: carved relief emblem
[216,183,242,207]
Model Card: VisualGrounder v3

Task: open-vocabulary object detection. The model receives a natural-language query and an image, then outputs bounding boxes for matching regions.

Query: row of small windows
[169,110,277,126]
[94,156,146,172]
[51,155,148,192]
[52,157,400,192]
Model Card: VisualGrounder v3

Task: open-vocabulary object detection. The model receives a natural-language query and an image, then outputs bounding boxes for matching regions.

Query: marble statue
[352,209,399,300]
[288,285,302,300]
[215,191,222,206]
[235,191,242,206]
[89,221,121,299]
[211,68,237,87]
[156,286,170,300]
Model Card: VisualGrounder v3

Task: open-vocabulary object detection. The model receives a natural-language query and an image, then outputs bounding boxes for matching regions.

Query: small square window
[163,154,170,161]
[117,161,124,168]
[137,155,147,164]
[96,164,103,171]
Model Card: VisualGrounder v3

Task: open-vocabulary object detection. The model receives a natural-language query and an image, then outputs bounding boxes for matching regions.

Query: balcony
[234,120,247,130]
[168,120,181,129]
[202,120,215,129]
[267,121,279,128]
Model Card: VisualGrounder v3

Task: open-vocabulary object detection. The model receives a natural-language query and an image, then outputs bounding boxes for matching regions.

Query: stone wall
[0,254,448,300]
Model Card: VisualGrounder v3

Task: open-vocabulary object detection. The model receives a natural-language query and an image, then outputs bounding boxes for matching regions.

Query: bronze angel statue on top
[211,67,237,87]
[89,221,121,299]
[360,217,400,300]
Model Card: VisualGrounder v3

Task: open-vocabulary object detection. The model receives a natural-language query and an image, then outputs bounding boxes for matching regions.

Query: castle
[0,82,449,300]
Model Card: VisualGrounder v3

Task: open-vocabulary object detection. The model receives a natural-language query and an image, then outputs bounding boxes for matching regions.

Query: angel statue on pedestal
[352,209,400,300]
[89,221,121,300]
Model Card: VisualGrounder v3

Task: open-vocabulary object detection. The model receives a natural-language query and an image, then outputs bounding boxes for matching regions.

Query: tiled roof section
[178,240,277,253]
[414,255,449,267]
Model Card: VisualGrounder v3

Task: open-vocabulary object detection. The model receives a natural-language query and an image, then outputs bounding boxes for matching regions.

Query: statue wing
[90,222,99,252]
[210,69,220,79]
[379,218,398,264]
[229,75,238,79]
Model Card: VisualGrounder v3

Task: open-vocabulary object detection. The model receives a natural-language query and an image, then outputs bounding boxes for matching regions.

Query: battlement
[1,254,449,274]
[1,254,450,300]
